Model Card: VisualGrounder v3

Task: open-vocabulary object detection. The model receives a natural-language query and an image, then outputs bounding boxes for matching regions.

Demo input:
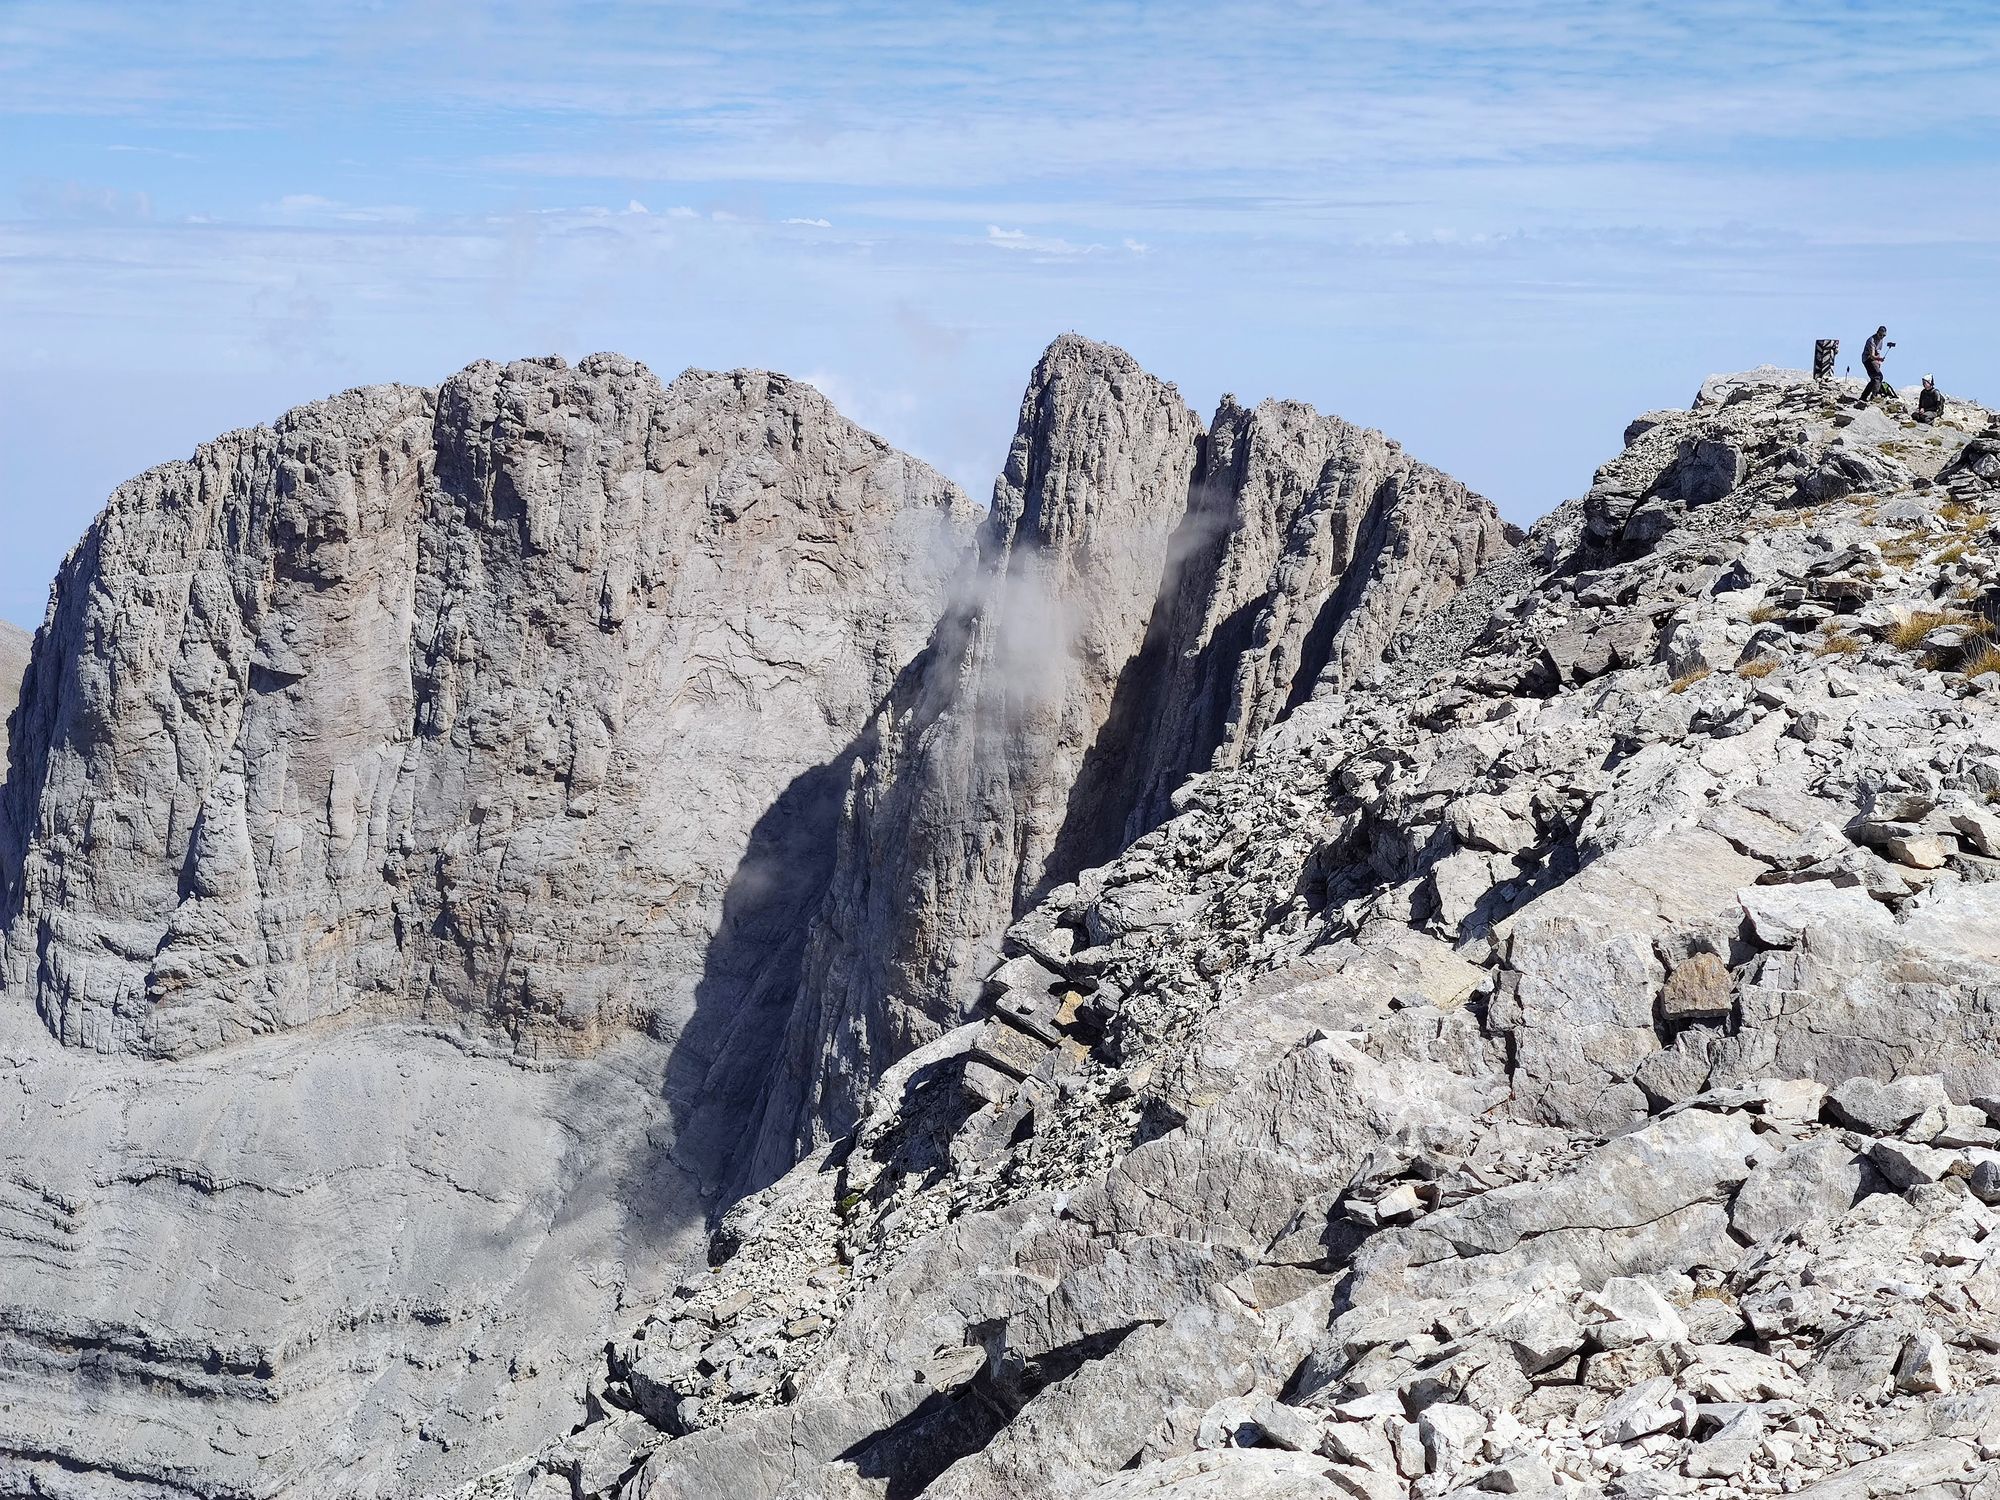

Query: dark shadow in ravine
[832,1321,1154,1500]
[661,637,950,1214]
[1282,470,1401,714]
[1035,461,1224,894]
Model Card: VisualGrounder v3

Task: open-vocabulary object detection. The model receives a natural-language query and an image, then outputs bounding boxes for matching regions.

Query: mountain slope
[0,354,977,1497]
[750,337,1510,1175]
[491,371,2000,1500]
[0,336,1509,1498]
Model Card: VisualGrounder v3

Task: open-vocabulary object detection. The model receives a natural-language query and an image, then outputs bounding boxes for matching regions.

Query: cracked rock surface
[0,354,978,1496]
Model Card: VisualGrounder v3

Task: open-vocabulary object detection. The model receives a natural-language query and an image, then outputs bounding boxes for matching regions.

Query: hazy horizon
[5,0,1997,629]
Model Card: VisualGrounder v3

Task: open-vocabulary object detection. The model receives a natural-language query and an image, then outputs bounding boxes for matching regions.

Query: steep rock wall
[753,339,1509,1168]
[743,336,1205,1173]
[1,354,973,1060]
[0,354,976,1496]
[1113,393,1515,850]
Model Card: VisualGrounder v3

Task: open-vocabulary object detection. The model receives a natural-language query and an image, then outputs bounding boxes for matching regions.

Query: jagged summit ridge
[748,333,1509,1173]
[0,336,1509,1497]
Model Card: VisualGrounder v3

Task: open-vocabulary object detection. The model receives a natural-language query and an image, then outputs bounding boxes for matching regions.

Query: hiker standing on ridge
[1861,324,1894,404]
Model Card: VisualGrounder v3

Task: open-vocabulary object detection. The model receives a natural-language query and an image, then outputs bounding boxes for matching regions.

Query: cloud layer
[3,1,1997,626]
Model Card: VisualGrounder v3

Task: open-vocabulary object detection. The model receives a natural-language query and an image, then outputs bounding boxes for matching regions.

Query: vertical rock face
[747,337,1205,1171]
[754,339,1509,1166]
[1117,395,1514,845]
[2,354,973,1060]
[522,372,2000,1500]
[0,354,976,1496]
[0,621,27,767]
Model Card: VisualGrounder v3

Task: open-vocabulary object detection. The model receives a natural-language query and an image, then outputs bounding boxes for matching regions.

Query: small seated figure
[1916,375,1945,425]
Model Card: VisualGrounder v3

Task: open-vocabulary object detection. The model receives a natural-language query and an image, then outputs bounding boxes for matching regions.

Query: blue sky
[4,1,1998,629]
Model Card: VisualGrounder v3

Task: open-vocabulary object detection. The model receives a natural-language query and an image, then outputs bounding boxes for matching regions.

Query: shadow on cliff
[1281,471,1403,713]
[662,640,948,1213]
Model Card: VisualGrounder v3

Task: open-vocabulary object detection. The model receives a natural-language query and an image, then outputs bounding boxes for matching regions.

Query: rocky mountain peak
[1,351,975,1062]
[15,350,2000,1500]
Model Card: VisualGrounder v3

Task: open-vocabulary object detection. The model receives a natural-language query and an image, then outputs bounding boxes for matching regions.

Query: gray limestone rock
[0,354,978,1495]
[0,620,27,769]
[760,336,1505,1168]
[4,354,975,1063]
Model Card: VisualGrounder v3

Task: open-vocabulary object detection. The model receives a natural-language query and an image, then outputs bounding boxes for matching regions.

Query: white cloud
[783,216,832,228]
[986,225,1102,258]
[106,142,195,160]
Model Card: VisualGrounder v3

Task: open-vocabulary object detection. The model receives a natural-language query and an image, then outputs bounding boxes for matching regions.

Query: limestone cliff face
[0,621,27,767]
[1,354,974,1060]
[753,339,1510,1168]
[0,354,975,1496]
[742,336,1205,1173]
[0,336,1513,1496]
[1116,394,1515,847]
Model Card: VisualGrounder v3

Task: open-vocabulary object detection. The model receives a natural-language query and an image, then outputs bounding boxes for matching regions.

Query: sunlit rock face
[0,352,976,1496]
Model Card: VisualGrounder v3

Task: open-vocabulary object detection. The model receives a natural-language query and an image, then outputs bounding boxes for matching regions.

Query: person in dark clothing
[1916,375,1945,424]
[1861,325,1895,403]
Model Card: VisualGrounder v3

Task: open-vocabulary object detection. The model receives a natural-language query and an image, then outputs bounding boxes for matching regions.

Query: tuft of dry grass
[1964,643,2000,679]
[1737,658,1781,679]
[1941,500,1969,524]
[1750,504,1824,533]
[1888,609,1971,649]
[1936,541,1971,564]
[1817,633,1863,656]
[1669,668,1711,694]
[1748,603,1784,624]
